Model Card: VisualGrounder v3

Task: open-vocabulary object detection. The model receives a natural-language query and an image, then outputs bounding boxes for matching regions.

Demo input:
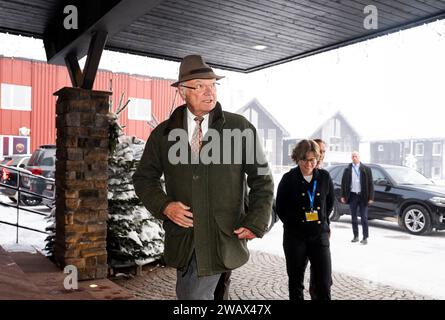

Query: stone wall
[54,87,111,280]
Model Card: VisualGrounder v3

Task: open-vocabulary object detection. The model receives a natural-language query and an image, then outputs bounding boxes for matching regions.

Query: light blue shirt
[351,163,361,193]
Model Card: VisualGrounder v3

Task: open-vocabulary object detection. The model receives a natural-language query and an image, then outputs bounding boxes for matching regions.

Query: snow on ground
[2,243,38,253]
[248,217,445,300]
[0,195,50,252]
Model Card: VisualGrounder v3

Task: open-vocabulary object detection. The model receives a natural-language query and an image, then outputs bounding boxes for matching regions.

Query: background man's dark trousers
[348,192,369,239]
[214,271,231,300]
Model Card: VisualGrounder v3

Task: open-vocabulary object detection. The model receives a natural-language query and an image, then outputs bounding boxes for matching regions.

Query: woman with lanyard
[276,139,335,300]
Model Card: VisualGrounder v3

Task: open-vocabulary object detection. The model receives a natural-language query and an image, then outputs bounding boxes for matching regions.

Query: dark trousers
[214,271,231,300]
[349,192,369,238]
[305,259,329,299]
[283,231,332,300]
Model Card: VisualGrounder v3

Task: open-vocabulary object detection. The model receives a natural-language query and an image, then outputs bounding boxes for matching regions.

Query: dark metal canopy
[1,0,445,73]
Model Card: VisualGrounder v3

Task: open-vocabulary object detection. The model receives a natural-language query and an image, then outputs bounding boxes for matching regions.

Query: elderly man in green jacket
[133,55,274,300]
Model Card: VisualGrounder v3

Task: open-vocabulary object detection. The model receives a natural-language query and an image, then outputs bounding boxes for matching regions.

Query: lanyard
[352,165,360,178]
[307,180,317,210]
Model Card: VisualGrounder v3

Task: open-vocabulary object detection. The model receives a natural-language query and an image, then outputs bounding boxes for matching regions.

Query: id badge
[305,209,319,222]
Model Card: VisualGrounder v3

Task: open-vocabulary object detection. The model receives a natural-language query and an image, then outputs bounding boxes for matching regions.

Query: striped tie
[191,116,204,158]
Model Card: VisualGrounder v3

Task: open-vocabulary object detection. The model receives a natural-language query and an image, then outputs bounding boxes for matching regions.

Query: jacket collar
[295,166,320,182]
[164,102,225,135]
[349,162,362,171]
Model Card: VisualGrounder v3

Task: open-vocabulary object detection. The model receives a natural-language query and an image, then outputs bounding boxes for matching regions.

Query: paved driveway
[111,250,432,300]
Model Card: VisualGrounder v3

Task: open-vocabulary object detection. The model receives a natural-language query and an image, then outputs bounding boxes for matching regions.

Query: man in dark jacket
[133,55,274,300]
[340,151,374,244]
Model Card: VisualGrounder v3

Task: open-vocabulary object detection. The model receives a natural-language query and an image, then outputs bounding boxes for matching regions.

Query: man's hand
[163,202,194,228]
[234,227,256,240]
[368,200,374,204]
[340,197,346,204]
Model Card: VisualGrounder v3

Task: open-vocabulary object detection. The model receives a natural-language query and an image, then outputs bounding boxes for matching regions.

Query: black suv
[326,163,445,235]
[21,145,56,206]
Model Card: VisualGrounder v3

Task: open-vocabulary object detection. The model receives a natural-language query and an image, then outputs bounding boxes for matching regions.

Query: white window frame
[288,144,294,156]
[250,108,258,128]
[335,118,341,138]
[415,143,424,156]
[264,138,273,153]
[1,83,32,111]
[243,108,258,128]
[329,118,341,138]
[432,167,441,179]
[127,97,152,121]
[432,142,442,156]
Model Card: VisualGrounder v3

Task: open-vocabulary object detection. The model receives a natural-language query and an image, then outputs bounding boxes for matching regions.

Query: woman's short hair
[291,139,320,164]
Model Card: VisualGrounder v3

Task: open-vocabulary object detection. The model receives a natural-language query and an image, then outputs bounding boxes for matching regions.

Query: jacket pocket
[214,216,249,270]
[162,220,193,269]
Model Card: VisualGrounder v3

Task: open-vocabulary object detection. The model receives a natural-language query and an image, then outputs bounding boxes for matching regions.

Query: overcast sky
[237,19,445,141]
[1,19,445,141]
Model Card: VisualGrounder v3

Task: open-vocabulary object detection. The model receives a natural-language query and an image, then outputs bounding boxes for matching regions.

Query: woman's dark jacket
[276,167,334,237]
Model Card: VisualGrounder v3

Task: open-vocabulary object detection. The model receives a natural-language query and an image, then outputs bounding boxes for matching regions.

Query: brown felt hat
[171,55,224,87]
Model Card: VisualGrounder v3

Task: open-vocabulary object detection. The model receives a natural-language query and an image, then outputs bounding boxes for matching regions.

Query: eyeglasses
[180,82,219,92]
[301,158,318,165]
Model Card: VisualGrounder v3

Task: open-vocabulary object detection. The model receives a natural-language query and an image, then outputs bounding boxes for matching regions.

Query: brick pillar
[54,87,111,280]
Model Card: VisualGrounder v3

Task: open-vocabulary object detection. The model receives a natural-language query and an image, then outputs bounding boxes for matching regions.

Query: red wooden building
[0,56,180,156]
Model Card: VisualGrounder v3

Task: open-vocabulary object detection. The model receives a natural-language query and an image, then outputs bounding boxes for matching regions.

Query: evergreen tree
[107,133,164,266]
[44,207,55,260]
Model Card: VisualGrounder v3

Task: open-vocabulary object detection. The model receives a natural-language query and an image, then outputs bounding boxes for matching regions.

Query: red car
[0,155,31,203]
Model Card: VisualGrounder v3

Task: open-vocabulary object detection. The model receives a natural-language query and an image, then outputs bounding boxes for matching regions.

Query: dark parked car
[41,169,55,208]
[0,155,31,202]
[21,144,56,206]
[326,163,445,235]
